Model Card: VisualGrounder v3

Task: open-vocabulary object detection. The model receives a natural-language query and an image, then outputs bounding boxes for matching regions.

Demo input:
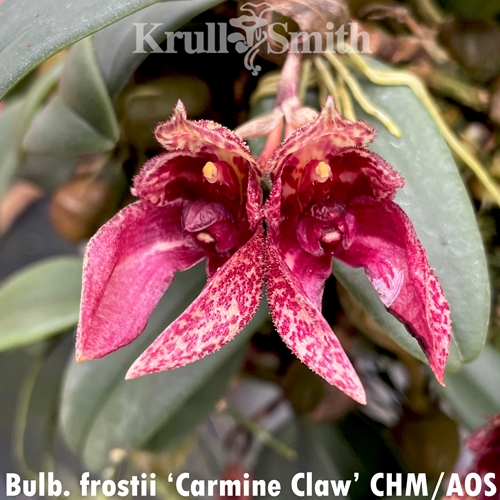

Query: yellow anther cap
[202,161,219,183]
[314,161,331,183]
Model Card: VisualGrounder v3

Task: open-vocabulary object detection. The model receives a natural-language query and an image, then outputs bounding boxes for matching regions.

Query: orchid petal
[335,197,451,384]
[266,239,366,404]
[76,201,204,362]
[269,96,375,176]
[141,101,258,203]
[268,217,332,309]
[155,101,255,167]
[125,225,265,379]
[133,101,260,223]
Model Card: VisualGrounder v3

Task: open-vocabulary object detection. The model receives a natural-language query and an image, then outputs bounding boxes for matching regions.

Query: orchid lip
[295,201,353,256]
[181,200,239,254]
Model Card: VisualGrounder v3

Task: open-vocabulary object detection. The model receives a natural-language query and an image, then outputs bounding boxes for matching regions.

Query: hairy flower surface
[264,97,451,403]
[76,101,265,378]
[76,97,451,407]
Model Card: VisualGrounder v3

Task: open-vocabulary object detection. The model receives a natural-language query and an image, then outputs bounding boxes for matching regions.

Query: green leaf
[0,0,174,100]
[23,37,119,155]
[440,345,500,431]
[0,257,83,352]
[0,65,61,197]
[22,0,224,156]
[60,264,269,471]
[332,72,489,372]
[0,100,24,199]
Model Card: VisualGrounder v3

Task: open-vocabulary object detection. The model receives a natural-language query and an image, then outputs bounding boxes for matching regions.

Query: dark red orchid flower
[76,102,265,378]
[446,414,500,500]
[76,97,451,407]
[467,414,500,480]
[263,97,451,404]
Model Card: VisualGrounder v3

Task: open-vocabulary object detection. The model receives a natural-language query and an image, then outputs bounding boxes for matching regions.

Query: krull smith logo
[133,2,371,75]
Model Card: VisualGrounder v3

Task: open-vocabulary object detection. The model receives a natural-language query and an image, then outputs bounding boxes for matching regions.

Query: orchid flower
[446,414,500,500]
[77,76,450,407]
[262,96,451,405]
[76,102,265,378]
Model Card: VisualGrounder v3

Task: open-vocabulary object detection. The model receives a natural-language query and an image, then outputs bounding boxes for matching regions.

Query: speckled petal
[335,197,451,384]
[269,96,375,177]
[76,201,204,362]
[125,225,265,379]
[133,102,260,215]
[266,239,366,404]
[155,101,256,164]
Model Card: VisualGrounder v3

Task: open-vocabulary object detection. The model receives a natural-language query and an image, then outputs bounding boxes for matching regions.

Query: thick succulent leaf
[0,67,62,197]
[333,69,489,372]
[0,0,174,100]
[60,264,269,471]
[440,345,500,431]
[0,257,82,351]
[24,37,119,155]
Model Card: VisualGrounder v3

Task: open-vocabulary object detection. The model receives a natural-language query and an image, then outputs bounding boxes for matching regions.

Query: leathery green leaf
[0,0,170,99]
[333,74,489,373]
[440,345,500,431]
[0,257,82,351]
[23,37,119,155]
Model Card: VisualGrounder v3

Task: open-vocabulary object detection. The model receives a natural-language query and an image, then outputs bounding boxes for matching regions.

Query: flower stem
[275,51,302,108]
[298,59,313,103]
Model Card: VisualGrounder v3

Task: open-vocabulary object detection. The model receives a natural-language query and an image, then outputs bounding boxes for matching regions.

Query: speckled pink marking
[266,239,366,404]
[263,96,451,388]
[125,226,265,379]
[76,201,204,362]
[77,101,264,372]
[335,197,451,384]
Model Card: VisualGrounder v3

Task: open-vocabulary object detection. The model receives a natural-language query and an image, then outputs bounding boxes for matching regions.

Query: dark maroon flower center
[296,201,355,257]
[182,200,239,254]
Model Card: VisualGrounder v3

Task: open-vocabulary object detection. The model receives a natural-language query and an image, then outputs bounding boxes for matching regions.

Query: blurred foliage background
[1,0,500,498]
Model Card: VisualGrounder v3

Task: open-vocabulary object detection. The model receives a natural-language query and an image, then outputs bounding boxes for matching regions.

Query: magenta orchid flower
[263,97,451,404]
[446,414,500,500]
[76,91,451,407]
[467,414,500,479]
[76,102,265,378]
